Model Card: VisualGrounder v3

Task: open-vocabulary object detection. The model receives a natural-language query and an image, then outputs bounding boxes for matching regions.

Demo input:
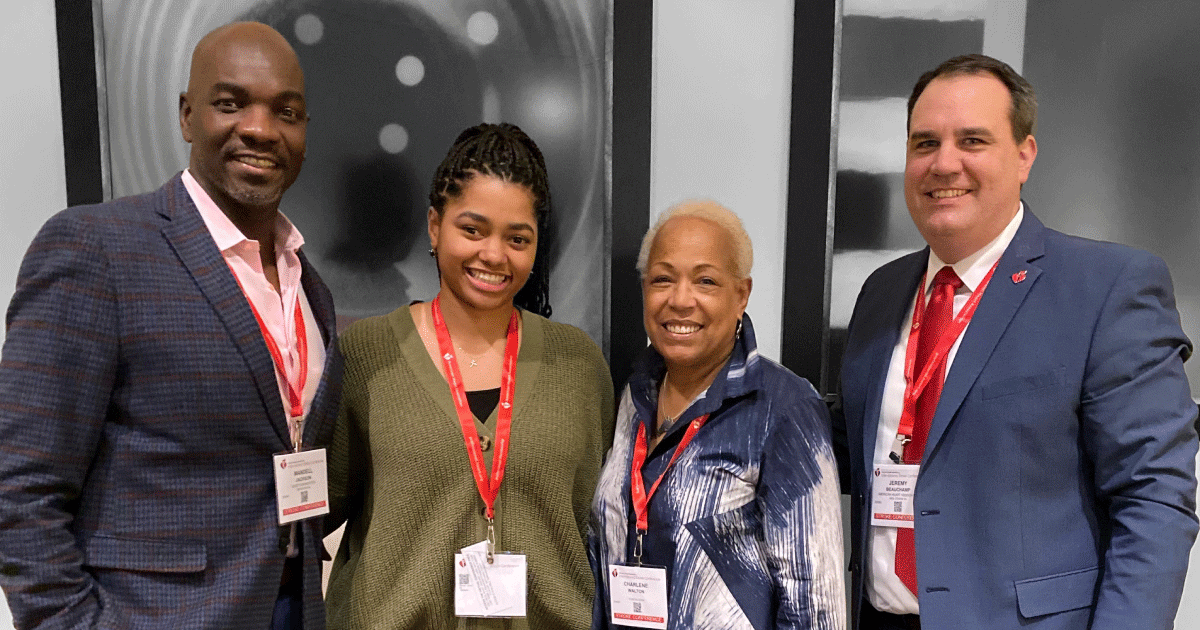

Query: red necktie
[896,265,963,596]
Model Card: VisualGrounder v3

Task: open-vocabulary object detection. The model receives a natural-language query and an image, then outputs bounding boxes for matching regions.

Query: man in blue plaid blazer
[0,23,343,629]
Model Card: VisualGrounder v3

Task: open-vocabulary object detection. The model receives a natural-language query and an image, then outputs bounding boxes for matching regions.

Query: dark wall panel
[55,0,104,206]
[780,0,838,391]
[1023,0,1200,390]
[839,16,984,100]
[609,0,652,390]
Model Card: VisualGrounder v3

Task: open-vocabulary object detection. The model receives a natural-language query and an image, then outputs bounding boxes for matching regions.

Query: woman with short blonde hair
[590,200,845,629]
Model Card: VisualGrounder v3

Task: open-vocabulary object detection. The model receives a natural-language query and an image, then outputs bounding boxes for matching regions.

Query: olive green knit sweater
[325,305,614,629]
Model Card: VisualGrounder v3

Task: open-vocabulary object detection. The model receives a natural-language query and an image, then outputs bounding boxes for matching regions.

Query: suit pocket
[981,367,1064,400]
[81,534,207,573]
[1014,565,1099,618]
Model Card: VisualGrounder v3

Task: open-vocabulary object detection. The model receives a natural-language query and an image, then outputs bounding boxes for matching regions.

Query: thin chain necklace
[421,326,479,366]
[656,382,683,435]
[418,306,493,368]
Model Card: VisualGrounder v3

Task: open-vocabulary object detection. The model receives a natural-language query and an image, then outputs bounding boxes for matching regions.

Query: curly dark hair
[428,122,552,318]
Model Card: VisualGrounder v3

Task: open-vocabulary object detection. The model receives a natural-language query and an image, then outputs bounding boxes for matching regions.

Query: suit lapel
[859,253,927,472]
[297,252,341,447]
[298,251,336,346]
[923,211,1047,461]
[156,175,292,449]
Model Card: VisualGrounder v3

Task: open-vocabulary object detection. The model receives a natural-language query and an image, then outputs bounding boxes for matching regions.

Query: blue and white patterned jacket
[589,314,845,629]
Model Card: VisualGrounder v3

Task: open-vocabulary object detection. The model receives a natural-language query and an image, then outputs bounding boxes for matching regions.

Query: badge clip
[486,518,496,564]
[889,434,911,464]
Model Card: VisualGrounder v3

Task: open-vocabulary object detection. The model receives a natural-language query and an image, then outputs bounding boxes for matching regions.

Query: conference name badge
[455,540,527,618]
[272,448,330,525]
[609,564,668,629]
[870,463,918,529]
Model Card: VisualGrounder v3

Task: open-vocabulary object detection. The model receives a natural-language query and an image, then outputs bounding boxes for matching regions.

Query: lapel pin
[1012,270,1027,284]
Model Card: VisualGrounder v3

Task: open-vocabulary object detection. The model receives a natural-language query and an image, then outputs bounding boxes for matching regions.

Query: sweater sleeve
[325,327,368,535]
[595,346,616,458]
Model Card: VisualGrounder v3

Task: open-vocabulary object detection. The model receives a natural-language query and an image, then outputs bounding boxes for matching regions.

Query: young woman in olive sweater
[325,123,614,630]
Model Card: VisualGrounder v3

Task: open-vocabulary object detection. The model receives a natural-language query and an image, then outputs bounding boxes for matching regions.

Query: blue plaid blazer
[0,174,344,629]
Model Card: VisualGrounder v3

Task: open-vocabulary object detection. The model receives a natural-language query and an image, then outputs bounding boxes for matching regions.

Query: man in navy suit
[0,22,342,629]
[834,54,1198,629]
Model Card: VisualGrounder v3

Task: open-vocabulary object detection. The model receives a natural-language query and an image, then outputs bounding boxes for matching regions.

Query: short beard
[228,185,283,210]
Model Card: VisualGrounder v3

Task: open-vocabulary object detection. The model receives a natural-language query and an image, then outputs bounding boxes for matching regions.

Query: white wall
[0,0,68,349]
[0,0,67,621]
[649,0,794,361]
[0,3,66,627]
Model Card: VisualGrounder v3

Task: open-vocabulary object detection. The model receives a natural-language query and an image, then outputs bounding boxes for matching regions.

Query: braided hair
[429,123,553,318]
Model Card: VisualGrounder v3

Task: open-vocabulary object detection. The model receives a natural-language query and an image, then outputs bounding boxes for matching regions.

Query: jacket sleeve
[0,210,130,629]
[1081,252,1198,629]
[827,386,853,495]
[324,333,366,537]
[759,393,847,630]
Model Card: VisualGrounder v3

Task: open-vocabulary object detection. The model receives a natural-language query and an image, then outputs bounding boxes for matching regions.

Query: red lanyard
[628,412,709,565]
[229,268,309,447]
[896,261,999,439]
[431,296,519,523]
[630,413,709,533]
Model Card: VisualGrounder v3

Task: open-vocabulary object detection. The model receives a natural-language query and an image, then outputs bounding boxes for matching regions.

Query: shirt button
[480,436,492,451]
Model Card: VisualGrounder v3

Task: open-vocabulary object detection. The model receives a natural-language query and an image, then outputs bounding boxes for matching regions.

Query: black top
[466,387,501,423]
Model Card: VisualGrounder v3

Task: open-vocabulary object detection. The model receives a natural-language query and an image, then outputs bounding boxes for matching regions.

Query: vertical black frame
[608,0,653,390]
[781,0,839,394]
[55,0,105,206]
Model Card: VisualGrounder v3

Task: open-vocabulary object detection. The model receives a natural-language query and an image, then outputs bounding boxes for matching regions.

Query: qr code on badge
[301,490,309,502]
[632,602,642,613]
[460,574,470,585]
[893,500,902,512]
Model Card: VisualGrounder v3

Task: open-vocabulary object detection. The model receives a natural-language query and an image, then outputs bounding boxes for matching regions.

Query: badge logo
[874,468,880,477]
[612,568,619,577]
[459,559,467,568]
[281,460,287,469]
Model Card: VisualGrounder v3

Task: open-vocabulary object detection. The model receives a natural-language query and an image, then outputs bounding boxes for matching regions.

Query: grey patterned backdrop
[97,0,610,346]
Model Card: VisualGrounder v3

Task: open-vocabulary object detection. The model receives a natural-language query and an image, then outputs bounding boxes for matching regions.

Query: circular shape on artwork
[466,11,500,45]
[395,55,425,86]
[379,123,410,154]
[294,14,324,45]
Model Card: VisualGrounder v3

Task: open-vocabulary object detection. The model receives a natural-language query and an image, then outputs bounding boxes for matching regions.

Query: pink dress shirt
[183,169,326,448]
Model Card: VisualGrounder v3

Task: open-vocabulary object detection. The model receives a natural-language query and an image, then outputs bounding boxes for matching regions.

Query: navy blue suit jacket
[0,175,343,629]
[834,210,1198,629]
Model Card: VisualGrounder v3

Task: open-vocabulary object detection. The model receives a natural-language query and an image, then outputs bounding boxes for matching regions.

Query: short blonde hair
[636,199,753,279]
